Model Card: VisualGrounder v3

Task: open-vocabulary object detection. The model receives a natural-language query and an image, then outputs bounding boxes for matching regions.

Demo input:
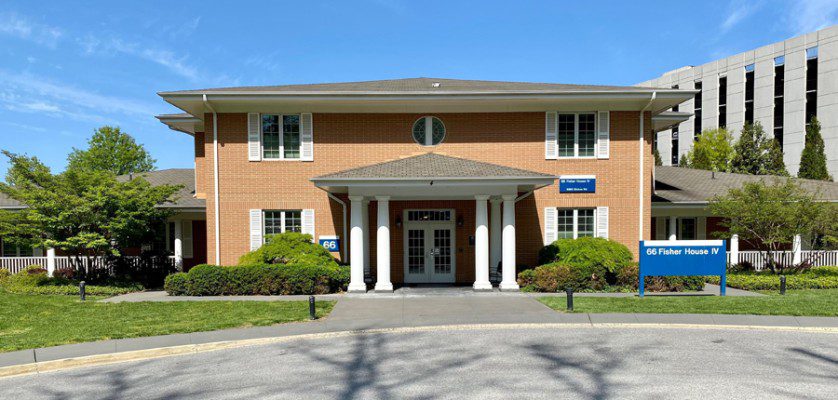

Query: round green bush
[538,237,633,277]
[163,273,188,296]
[0,268,10,283]
[238,232,336,267]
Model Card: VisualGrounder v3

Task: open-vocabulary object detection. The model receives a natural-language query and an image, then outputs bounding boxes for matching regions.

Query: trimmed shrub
[707,268,838,290]
[166,263,351,296]
[0,268,10,283]
[164,273,188,296]
[0,265,142,296]
[616,264,706,292]
[238,232,336,267]
[538,237,633,276]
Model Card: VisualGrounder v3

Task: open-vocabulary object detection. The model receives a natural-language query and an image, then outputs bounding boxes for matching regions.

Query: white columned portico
[499,194,519,291]
[374,196,393,292]
[174,220,184,270]
[348,196,367,292]
[474,195,492,291]
[668,217,677,240]
[489,198,502,280]
[362,199,370,280]
[730,234,739,265]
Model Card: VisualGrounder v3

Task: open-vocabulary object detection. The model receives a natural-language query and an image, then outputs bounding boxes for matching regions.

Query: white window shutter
[183,221,194,258]
[544,207,557,245]
[247,113,261,161]
[596,206,609,239]
[249,209,263,250]
[597,111,610,159]
[302,209,315,241]
[300,113,313,161]
[545,112,558,160]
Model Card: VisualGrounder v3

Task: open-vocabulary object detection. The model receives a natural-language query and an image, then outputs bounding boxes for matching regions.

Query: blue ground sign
[639,240,727,297]
[318,236,340,252]
[559,175,596,193]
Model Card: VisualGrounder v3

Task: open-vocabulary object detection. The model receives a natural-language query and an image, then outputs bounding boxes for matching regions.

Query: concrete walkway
[101,283,762,303]
[3,294,836,371]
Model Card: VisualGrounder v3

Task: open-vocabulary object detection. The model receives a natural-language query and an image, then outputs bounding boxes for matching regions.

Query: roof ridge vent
[431,82,441,88]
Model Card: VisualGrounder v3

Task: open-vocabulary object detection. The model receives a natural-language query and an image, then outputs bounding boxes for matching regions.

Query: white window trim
[556,112,597,159]
[263,210,302,240]
[556,208,596,239]
[413,116,446,147]
[261,114,302,161]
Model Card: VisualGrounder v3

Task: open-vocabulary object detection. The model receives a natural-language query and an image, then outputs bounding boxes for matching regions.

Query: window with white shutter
[595,206,609,239]
[249,209,263,250]
[545,112,557,160]
[302,209,315,241]
[300,113,313,161]
[597,111,610,159]
[544,207,557,245]
[247,113,261,161]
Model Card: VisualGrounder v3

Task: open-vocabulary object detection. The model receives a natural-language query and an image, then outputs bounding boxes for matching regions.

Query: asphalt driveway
[2,326,835,399]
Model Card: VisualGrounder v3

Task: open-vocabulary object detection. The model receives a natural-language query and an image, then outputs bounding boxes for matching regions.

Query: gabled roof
[313,153,555,181]
[160,77,671,95]
[654,166,838,204]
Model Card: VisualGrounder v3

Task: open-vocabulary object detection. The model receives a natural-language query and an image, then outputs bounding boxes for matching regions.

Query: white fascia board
[643,239,724,246]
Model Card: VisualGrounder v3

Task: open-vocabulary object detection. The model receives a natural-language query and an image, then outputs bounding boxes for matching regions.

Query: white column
[792,234,802,265]
[489,198,502,280]
[173,220,184,270]
[348,196,367,292]
[730,234,739,265]
[46,248,56,277]
[474,195,492,291]
[374,196,393,292]
[500,194,519,291]
[362,199,370,280]
[668,217,677,240]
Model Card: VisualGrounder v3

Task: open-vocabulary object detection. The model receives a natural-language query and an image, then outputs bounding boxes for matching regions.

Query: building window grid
[805,47,818,128]
[744,65,755,125]
[556,209,595,239]
[263,210,302,238]
[557,112,597,158]
[261,114,301,160]
[693,81,702,141]
[774,59,785,147]
[718,76,727,129]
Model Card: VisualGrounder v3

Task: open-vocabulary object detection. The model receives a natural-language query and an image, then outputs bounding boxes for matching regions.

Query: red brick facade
[195,111,653,283]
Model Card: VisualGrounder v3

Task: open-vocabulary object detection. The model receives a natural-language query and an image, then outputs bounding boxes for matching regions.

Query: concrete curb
[2,322,836,379]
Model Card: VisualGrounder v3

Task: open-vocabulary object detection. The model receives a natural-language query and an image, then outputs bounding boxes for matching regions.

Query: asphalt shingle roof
[313,153,555,181]
[161,77,668,95]
[654,166,838,203]
[117,169,205,209]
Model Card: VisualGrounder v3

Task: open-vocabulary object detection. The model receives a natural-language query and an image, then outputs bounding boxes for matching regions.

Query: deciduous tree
[67,126,156,175]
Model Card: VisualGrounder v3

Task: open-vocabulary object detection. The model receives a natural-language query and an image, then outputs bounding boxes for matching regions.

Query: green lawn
[0,291,334,352]
[538,289,838,317]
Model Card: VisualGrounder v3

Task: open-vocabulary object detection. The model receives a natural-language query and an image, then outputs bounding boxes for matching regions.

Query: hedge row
[164,263,350,296]
[706,266,838,290]
[0,266,142,296]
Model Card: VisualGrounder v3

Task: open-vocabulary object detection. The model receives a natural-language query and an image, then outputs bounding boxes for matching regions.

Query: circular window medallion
[412,116,446,146]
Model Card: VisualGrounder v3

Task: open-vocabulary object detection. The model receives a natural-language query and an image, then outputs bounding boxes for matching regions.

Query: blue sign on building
[559,175,596,193]
[318,236,340,252]
[639,240,727,296]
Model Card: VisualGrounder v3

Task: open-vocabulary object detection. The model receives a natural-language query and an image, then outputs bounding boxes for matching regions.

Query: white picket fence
[728,250,838,270]
[0,256,175,274]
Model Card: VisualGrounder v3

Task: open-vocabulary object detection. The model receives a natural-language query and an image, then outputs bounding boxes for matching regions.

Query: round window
[412,117,446,146]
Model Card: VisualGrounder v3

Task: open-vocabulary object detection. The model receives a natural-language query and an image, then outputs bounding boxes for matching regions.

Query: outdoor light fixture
[457,215,464,227]
[395,216,402,228]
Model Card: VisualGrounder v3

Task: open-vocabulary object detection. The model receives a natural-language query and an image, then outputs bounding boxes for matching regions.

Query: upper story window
[262,114,301,160]
[412,116,446,146]
[558,113,596,158]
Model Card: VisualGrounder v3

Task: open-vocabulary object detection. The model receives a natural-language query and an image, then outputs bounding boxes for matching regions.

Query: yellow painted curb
[1,322,835,379]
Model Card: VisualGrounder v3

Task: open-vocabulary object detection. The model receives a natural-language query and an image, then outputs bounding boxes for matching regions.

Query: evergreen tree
[798,117,832,181]
[731,122,786,176]
[653,147,662,166]
[764,138,788,176]
[678,154,688,167]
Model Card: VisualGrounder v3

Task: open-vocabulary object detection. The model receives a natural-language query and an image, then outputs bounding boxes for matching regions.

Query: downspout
[317,186,348,261]
[639,92,657,243]
[203,95,221,264]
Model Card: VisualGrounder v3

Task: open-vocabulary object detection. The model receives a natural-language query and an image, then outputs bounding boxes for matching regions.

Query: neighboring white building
[639,25,838,177]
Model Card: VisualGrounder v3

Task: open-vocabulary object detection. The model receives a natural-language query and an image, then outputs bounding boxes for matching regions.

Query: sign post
[639,240,727,297]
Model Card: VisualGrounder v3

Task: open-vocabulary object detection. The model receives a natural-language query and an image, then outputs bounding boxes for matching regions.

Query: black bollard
[780,275,786,295]
[566,287,574,311]
[309,295,316,320]
[79,281,86,301]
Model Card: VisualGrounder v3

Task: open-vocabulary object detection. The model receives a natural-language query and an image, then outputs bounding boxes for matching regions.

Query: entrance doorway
[403,210,456,283]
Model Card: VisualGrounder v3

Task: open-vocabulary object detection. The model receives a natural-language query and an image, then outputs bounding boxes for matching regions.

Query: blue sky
[1,0,836,177]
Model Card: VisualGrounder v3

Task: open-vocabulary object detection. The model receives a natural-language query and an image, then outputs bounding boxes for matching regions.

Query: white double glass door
[404,223,456,283]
